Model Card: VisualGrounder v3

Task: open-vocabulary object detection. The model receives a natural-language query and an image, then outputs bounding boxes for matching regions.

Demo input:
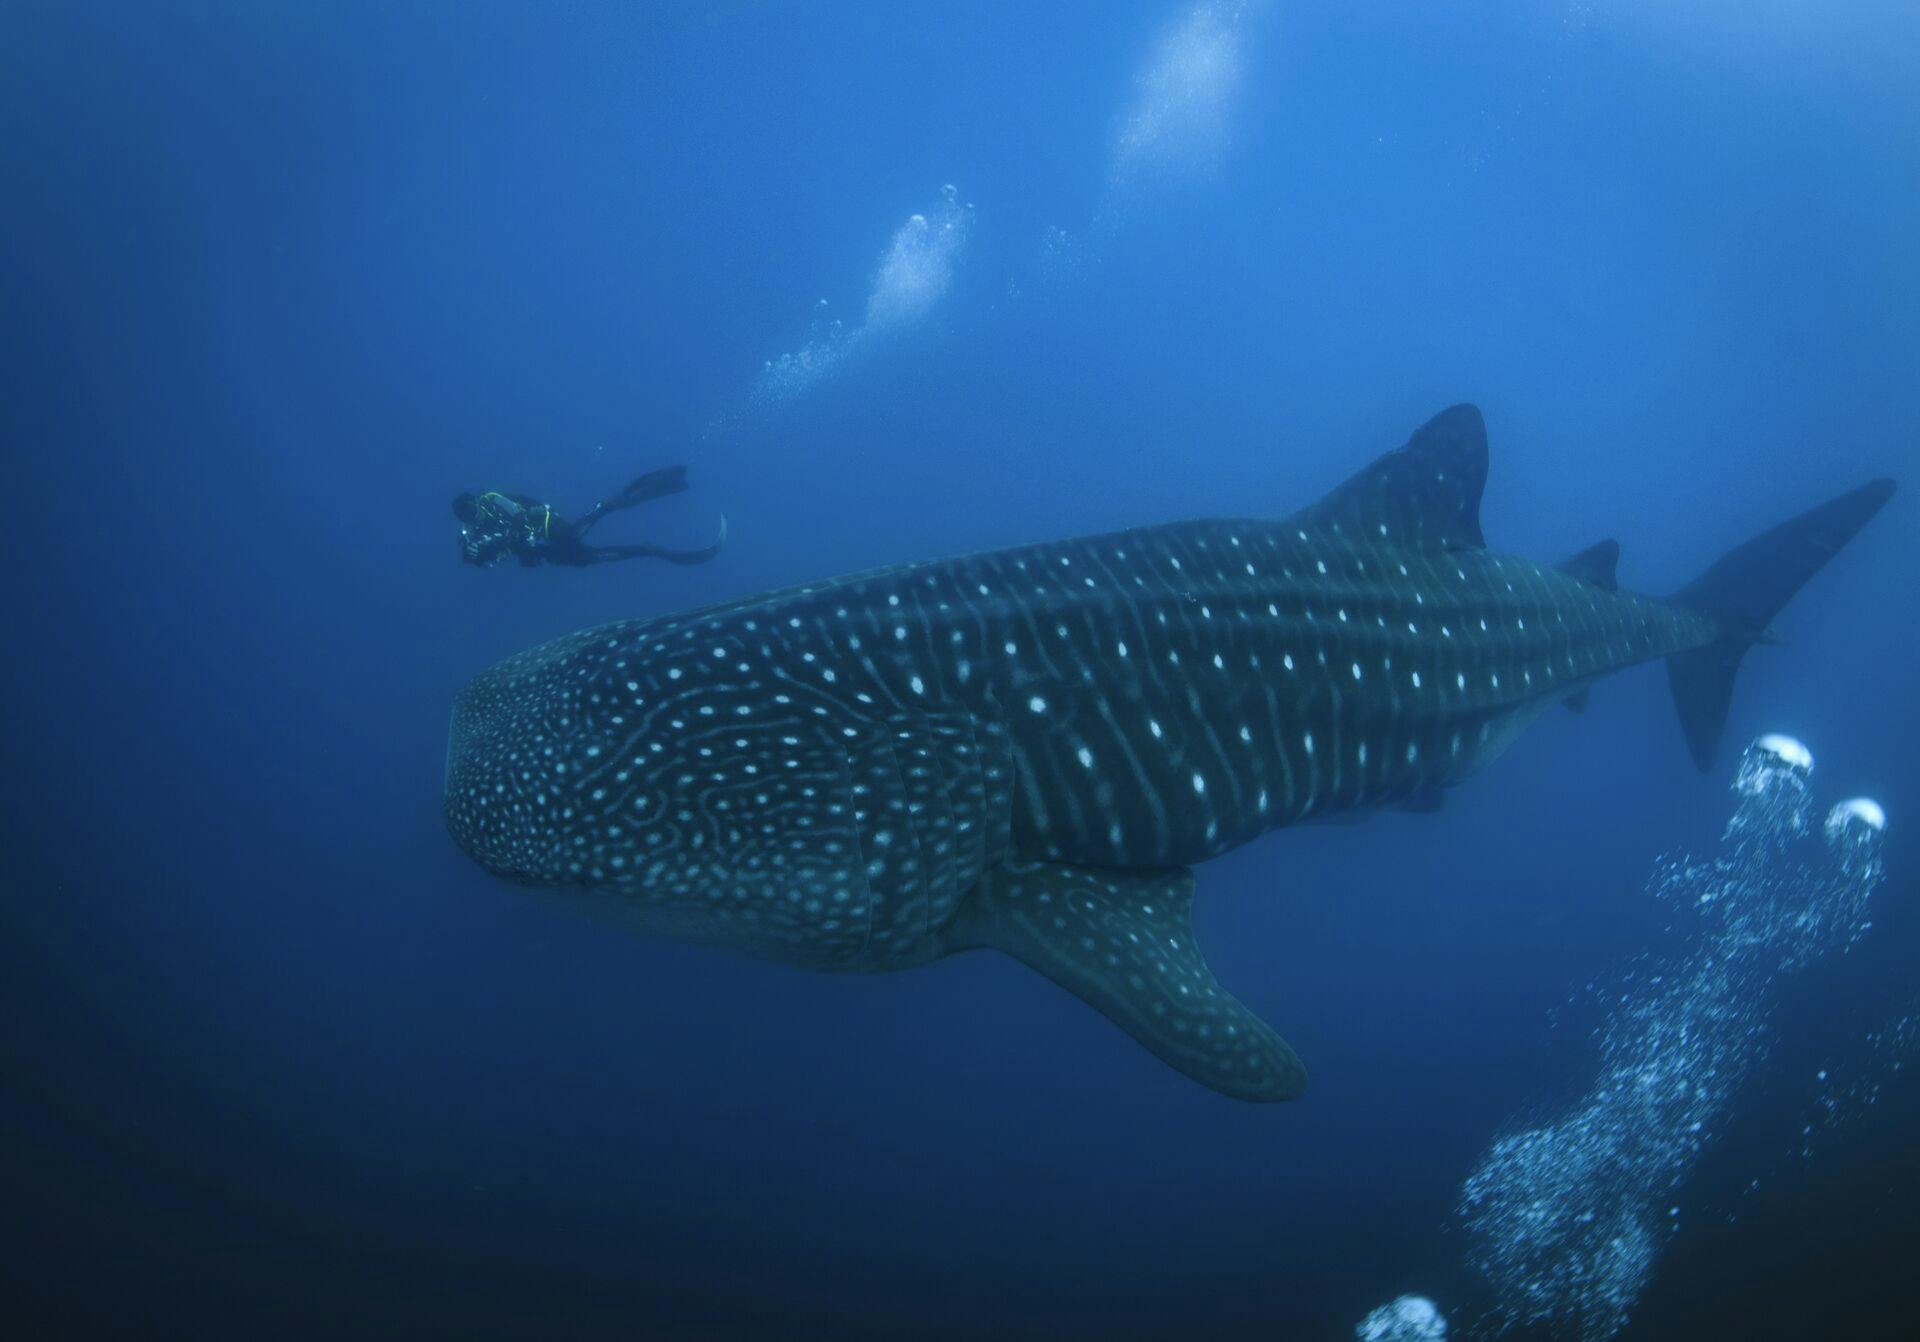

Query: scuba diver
[453,465,725,569]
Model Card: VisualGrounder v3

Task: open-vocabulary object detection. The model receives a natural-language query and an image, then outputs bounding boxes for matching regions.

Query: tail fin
[1667,478,1895,770]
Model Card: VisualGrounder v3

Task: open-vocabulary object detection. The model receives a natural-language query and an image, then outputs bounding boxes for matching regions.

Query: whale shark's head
[443,627,655,886]
[443,619,911,969]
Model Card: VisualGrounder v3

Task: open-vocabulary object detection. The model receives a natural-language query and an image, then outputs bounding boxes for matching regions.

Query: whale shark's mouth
[443,659,565,881]
[443,680,501,872]
[443,698,461,819]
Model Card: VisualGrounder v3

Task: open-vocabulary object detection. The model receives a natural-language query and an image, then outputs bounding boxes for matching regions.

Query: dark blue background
[3,3,1915,1338]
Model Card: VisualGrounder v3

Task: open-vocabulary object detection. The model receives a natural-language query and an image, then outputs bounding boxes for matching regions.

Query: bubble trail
[1110,0,1251,190]
[1356,1295,1449,1341]
[753,185,972,405]
[1455,735,1886,1340]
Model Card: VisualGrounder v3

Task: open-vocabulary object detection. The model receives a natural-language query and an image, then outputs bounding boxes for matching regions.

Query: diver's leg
[581,520,725,567]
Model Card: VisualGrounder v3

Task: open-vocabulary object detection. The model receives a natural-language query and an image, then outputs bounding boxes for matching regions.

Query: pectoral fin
[947,861,1307,1102]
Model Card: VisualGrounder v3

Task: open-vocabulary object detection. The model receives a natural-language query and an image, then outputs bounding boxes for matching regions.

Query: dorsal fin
[1556,538,1620,590]
[1298,404,1487,552]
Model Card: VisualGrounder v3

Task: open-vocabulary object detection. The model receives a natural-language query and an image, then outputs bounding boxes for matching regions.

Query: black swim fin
[578,465,694,535]
[609,464,690,507]
[640,513,727,566]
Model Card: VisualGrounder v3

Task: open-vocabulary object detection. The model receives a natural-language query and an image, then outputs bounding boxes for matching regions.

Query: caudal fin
[1667,478,1895,770]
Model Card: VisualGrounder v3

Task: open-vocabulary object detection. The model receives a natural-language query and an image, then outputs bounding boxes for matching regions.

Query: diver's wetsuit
[454,466,725,569]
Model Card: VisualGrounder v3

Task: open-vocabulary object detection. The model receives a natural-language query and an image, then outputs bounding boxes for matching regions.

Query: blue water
[3,3,1915,1338]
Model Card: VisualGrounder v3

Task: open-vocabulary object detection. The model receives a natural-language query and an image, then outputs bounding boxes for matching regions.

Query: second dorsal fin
[1557,538,1620,590]
[1298,404,1488,552]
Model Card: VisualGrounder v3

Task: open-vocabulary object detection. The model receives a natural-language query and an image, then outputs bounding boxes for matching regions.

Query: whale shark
[444,406,1893,1101]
